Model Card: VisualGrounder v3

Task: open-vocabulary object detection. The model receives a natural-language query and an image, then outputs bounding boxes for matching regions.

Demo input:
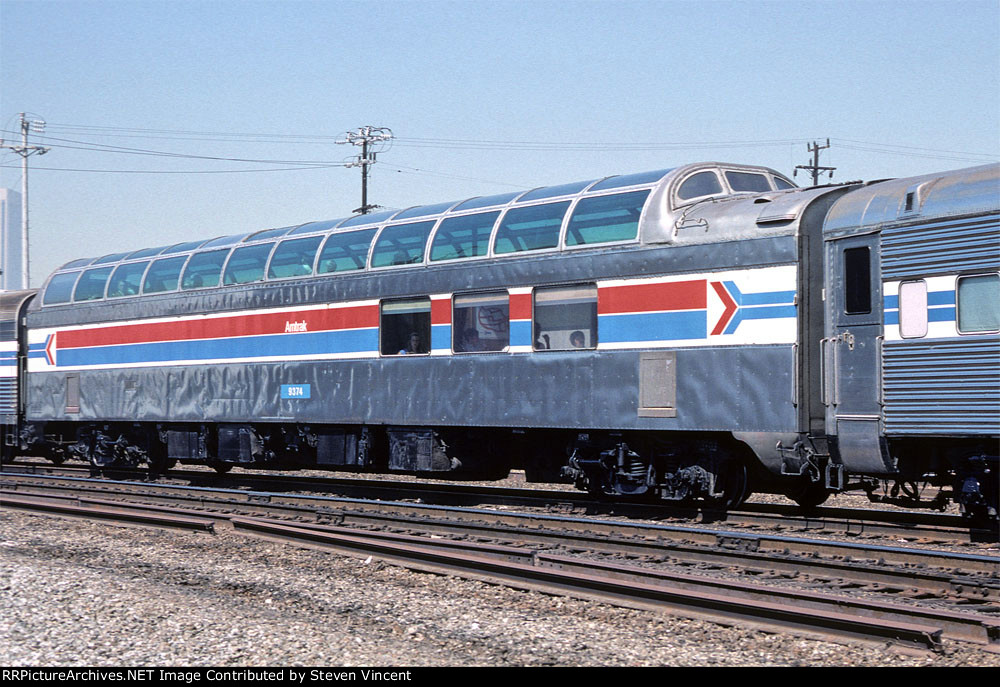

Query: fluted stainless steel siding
[881,213,1000,280]
[883,338,1000,435]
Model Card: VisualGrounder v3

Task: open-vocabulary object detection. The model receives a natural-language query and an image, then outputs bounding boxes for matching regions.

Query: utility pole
[0,113,50,288]
[336,126,393,214]
[794,139,836,186]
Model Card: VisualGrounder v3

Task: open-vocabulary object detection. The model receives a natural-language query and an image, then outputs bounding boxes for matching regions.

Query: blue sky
[2,0,998,284]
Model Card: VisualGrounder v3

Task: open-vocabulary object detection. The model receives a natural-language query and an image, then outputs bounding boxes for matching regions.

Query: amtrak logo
[45,333,57,366]
[709,281,796,336]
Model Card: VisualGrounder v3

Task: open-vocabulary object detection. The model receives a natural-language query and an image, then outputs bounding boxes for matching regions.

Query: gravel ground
[2,509,998,667]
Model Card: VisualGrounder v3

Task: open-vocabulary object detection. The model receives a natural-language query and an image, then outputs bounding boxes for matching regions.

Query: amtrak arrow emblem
[45,333,57,366]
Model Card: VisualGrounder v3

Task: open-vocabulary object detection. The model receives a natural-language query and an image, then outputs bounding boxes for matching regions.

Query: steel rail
[0,492,216,532]
[3,474,997,578]
[5,481,999,652]
[229,516,1000,653]
[4,460,993,543]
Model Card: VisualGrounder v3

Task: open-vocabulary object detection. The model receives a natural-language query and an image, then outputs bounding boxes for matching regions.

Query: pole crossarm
[336,126,393,215]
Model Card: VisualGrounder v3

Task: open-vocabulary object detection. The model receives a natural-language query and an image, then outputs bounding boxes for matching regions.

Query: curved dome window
[677,171,723,201]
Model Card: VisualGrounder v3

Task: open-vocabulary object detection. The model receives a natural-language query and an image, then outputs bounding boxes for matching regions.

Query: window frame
[265,235,324,281]
[452,290,511,354]
[492,200,571,257]
[897,279,928,339]
[561,189,650,251]
[106,261,152,300]
[180,248,232,291]
[379,297,433,357]
[221,241,277,286]
[316,228,378,275]
[531,283,598,352]
[42,271,82,306]
[956,272,1000,335]
[427,210,502,264]
[368,220,438,270]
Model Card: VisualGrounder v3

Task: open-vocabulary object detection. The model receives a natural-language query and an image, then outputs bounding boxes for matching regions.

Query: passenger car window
[430,212,500,261]
[370,221,435,268]
[453,292,509,352]
[494,201,570,255]
[181,249,230,290]
[381,298,431,356]
[566,190,649,246]
[73,266,114,301]
[533,284,597,351]
[898,280,928,338]
[43,272,81,305]
[223,242,275,285]
[107,262,150,299]
[677,171,723,201]
[957,274,1000,333]
[143,256,187,294]
[268,236,323,279]
[317,229,376,274]
[773,177,795,190]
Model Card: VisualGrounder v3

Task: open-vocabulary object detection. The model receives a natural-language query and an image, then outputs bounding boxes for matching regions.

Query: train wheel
[787,479,829,509]
[208,461,232,474]
[713,460,751,509]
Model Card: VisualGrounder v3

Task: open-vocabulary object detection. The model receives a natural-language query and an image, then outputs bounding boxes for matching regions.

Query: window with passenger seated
[565,190,649,246]
[957,274,1000,333]
[494,201,570,255]
[381,298,431,356]
[533,284,597,351]
[223,242,275,285]
[181,249,230,290]
[317,229,376,274]
[73,267,114,301]
[676,171,723,201]
[107,262,150,298]
[453,292,509,353]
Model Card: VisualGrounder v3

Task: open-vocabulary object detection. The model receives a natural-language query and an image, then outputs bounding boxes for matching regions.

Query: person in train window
[461,328,484,352]
[399,332,423,355]
[570,330,586,348]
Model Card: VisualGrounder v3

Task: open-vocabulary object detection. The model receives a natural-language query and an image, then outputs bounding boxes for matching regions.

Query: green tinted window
[317,229,376,274]
[494,202,569,255]
[223,243,274,285]
[430,212,499,261]
[107,262,150,298]
[43,272,80,305]
[566,190,649,246]
[268,236,323,279]
[958,274,1000,333]
[73,267,114,301]
[181,249,229,290]
[371,221,435,268]
[143,256,187,294]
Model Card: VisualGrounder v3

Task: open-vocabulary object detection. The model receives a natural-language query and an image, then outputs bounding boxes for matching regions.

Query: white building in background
[0,189,24,291]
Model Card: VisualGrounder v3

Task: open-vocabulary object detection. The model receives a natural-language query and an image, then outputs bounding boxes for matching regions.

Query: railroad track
[3,460,996,544]
[3,472,999,654]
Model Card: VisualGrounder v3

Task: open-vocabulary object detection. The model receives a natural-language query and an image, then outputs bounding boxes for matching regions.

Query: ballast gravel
[1,509,997,667]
